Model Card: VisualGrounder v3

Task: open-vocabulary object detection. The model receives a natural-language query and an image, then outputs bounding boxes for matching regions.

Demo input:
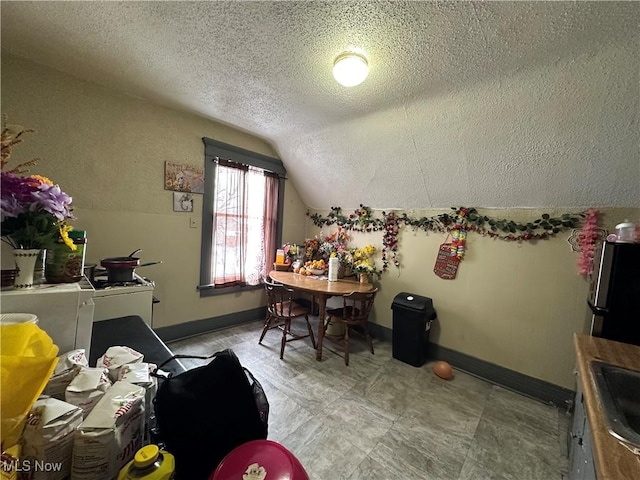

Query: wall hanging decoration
[567,220,607,253]
[382,211,401,270]
[165,161,205,194]
[309,205,586,273]
[433,240,460,280]
[567,230,583,252]
[173,192,194,212]
[574,209,605,276]
[450,207,468,260]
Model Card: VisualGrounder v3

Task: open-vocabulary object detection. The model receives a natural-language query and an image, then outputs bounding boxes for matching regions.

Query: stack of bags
[18,346,160,480]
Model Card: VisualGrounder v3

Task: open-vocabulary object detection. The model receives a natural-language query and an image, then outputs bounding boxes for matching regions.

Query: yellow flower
[351,244,378,277]
[59,223,77,251]
[30,174,54,186]
[363,244,376,256]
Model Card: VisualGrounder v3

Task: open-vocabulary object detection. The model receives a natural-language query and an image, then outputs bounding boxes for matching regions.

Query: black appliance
[586,241,640,346]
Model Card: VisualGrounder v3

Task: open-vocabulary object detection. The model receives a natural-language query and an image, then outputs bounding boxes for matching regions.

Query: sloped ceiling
[1,1,638,210]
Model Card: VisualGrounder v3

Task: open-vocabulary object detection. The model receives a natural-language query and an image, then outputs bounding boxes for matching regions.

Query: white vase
[13,248,41,289]
[33,249,47,285]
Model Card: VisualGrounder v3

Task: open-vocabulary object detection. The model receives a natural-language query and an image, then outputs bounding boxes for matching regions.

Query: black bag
[153,349,269,479]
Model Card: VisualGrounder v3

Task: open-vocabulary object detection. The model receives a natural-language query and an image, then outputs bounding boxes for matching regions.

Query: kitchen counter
[574,334,640,479]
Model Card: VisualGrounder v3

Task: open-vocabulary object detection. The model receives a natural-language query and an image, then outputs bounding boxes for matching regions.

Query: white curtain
[212,161,279,287]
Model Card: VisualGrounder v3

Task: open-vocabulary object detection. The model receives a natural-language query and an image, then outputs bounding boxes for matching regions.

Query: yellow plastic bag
[1,323,58,449]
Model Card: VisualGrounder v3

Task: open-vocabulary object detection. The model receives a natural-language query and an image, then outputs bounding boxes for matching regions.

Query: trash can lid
[391,292,435,315]
[210,440,309,480]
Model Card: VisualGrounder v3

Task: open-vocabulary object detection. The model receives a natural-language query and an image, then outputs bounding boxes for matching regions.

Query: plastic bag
[1,323,59,448]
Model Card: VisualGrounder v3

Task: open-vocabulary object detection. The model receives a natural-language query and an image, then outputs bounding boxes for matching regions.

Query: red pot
[100,256,141,282]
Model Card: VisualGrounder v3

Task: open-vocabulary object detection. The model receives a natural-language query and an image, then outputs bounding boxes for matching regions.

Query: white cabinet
[569,374,597,480]
[0,280,95,357]
[92,285,154,326]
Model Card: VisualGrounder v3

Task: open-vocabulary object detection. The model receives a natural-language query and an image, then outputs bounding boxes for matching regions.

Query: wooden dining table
[269,270,374,361]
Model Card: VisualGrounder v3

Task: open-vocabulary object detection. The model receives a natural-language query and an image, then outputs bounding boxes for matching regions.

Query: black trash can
[391,292,437,367]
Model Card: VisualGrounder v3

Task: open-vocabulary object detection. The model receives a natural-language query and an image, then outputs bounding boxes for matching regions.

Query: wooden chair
[324,288,378,366]
[259,277,317,359]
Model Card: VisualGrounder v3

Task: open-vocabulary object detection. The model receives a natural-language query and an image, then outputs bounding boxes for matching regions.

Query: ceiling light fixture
[332,51,369,87]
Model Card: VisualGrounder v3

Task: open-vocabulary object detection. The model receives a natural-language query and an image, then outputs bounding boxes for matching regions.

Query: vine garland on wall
[308,206,586,271]
[575,209,602,276]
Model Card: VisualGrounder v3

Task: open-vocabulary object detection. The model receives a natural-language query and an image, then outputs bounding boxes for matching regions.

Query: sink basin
[589,360,640,446]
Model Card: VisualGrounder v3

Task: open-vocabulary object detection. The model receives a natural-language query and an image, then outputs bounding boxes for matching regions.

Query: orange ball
[433,361,453,380]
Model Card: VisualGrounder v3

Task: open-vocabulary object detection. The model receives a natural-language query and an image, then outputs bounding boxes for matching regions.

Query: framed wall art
[173,192,194,212]
[165,161,205,193]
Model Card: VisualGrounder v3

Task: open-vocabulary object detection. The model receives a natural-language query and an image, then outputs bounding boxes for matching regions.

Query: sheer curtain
[212,160,279,287]
[261,172,280,281]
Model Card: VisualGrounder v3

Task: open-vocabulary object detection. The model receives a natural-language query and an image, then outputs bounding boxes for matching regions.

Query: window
[199,138,286,296]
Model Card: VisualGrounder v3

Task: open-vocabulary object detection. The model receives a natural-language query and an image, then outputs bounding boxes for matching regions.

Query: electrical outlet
[189,217,198,228]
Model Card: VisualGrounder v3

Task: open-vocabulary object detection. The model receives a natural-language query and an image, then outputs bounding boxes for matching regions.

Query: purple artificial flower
[0,172,33,220]
[1,173,73,220]
[31,183,74,221]
[0,195,24,222]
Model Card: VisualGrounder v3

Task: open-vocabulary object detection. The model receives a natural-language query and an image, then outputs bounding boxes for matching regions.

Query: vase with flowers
[1,116,75,288]
[1,173,75,288]
[319,228,353,277]
[303,237,321,261]
[281,243,298,264]
[352,244,379,283]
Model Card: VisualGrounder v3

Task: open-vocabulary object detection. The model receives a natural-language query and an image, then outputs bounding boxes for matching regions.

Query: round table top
[269,270,374,296]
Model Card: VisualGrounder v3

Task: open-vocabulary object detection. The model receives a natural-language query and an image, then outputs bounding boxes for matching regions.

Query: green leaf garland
[307,206,586,271]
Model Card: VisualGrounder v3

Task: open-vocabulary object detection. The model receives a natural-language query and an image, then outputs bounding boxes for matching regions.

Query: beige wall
[1,53,307,329]
[307,207,639,389]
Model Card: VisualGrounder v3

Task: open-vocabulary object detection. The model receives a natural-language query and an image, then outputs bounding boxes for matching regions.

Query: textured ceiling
[1,1,638,210]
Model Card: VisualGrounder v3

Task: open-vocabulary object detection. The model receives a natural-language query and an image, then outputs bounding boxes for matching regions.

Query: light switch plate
[189,217,198,228]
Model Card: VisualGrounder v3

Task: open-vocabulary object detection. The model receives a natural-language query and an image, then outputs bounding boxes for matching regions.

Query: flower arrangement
[1,116,76,251]
[1,173,75,250]
[303,237,321,260]
[334,249,354,270]
[318,228,351,264]
[352,244,379,278]
[281,243,300,264]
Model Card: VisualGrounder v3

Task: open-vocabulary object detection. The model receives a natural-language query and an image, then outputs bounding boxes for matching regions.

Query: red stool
[210,440,309,480]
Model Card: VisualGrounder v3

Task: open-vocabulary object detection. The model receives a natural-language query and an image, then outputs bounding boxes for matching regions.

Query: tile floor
[168,318,571,480]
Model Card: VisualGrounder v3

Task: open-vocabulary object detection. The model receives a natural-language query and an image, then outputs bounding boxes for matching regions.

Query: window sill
[198,283,263,298]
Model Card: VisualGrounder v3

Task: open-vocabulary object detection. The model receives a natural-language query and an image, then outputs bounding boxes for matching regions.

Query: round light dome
[332,52,369,87]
